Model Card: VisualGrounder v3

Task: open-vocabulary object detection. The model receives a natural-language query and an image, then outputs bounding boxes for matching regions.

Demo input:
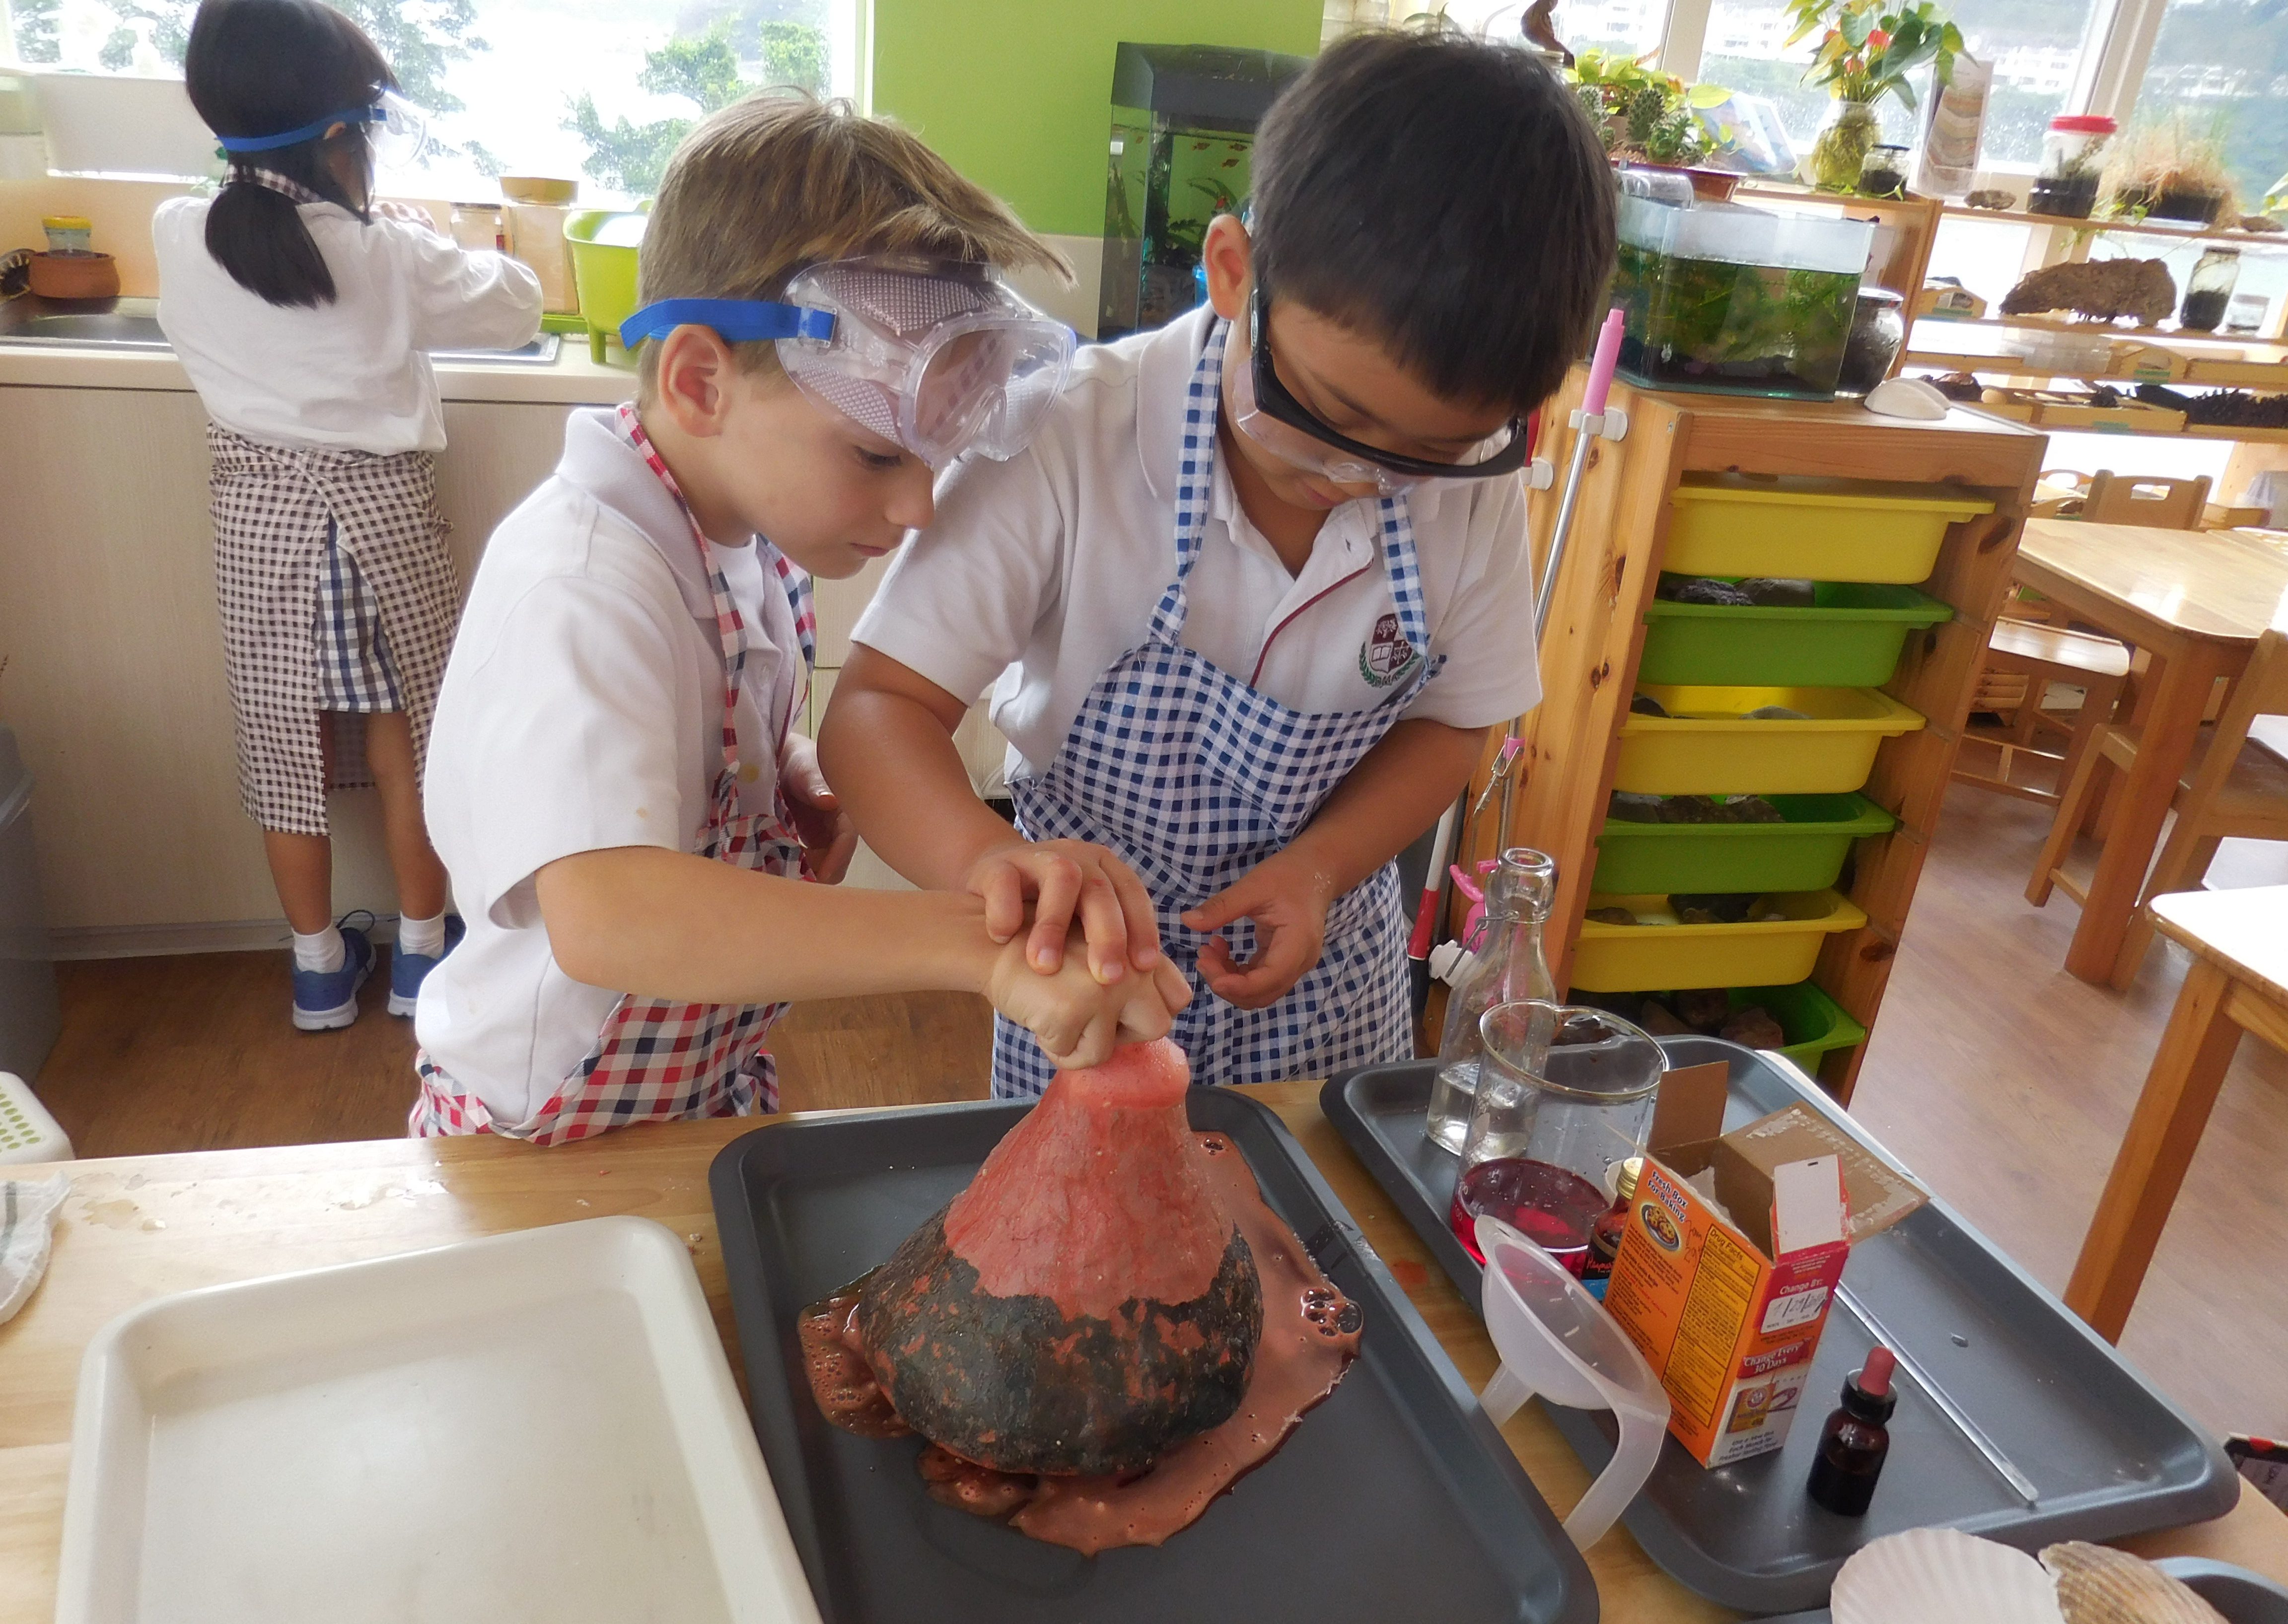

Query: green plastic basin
[1733,980,1868,1071]
[1638,579,1955,687]
[1591,792,1896,894]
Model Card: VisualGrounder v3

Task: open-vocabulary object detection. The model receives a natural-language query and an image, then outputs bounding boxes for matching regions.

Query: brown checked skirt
[208,424,457,836]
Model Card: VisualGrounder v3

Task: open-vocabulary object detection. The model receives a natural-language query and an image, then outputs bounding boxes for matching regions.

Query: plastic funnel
[1475,1213,1671,1550]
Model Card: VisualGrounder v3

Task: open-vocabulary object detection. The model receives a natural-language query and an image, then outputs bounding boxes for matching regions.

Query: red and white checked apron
[410,407,815,1144]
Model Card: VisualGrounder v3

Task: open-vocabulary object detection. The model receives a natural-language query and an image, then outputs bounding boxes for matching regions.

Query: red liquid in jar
[1449,1157,1610,1272]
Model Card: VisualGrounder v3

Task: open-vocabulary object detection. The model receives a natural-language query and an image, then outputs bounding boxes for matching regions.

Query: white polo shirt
[416,408,803,1127]
[154,195,541,454]
[851,303,1541,778]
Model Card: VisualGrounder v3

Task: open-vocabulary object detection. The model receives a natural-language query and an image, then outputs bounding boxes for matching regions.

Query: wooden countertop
[2018,518,2288,643]
[3,1083,2283,1621]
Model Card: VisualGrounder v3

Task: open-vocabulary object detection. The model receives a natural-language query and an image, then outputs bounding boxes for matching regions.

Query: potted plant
[2104,114,2234,225]
[1569,49,1723,185]
[1781,0,1963,193]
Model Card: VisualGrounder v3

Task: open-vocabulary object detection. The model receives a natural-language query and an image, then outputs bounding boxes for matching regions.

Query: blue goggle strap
[619,298,838,349]
[216,104,378,153]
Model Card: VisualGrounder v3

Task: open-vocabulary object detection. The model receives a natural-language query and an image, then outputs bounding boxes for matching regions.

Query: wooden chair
[2080,469,2213,529]
[2064,884,2288,1341]
[1953,621,2131,806]
[2029,630,2288,982]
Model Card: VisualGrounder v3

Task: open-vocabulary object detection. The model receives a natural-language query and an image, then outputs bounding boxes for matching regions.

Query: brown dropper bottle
[1805,1346,1897,1516]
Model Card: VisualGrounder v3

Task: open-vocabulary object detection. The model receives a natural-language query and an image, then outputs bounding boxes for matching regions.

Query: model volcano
[856,1038,1263,1475]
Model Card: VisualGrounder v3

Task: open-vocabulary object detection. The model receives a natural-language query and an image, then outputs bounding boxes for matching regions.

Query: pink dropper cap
[1858,1346,1897,1398]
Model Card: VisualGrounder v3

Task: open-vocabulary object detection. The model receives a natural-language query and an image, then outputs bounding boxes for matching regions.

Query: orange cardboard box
[1602,1063,1926,1468]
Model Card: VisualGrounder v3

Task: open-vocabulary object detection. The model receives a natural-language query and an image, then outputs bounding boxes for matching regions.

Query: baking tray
[1758,1556,2288,1623]
[54,1216,820,1624]
[710,1089,1596,1624]
[1322,1044,2240,1616]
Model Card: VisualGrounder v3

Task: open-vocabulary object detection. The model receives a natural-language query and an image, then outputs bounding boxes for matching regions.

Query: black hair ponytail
[185,0,395,308]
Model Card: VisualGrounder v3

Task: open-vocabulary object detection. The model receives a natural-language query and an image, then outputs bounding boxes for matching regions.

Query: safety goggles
[620,256,1075,469]
[215,89,428,170]
[1229,282,1533,497]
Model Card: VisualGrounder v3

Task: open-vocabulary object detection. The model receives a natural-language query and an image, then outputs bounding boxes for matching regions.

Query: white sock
[292,925,347,975]
[398,911,447,959]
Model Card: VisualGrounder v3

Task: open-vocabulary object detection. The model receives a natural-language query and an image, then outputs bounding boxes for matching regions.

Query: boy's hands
[780,734,857,884]
[986,924,1193,1069]
[1181,852,1338,1011]
[964,839,1161,985]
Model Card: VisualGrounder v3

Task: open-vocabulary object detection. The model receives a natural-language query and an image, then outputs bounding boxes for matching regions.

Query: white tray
[55,1216,822,1624]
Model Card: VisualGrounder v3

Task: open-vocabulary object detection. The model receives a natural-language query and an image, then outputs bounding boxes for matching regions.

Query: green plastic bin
[1592,792,1895,894]
[1731,981,1867,1071]
[1639,581,1954,688]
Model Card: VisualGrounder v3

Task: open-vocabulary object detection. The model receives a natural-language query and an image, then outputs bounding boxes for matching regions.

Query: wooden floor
[26,785,2288,1438]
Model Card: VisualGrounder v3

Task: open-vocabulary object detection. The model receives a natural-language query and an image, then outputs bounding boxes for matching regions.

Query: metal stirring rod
[1835,1282,2041,1507]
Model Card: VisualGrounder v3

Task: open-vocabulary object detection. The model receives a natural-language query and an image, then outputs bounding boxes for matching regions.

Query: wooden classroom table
[2068,885,2288,1342]
[4,1083,2285,1622]
[2012,519,2288,987]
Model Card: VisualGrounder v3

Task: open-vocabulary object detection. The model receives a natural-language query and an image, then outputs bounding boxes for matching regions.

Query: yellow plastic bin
[1572,891,1868,992]
[1615,685,1924,795]
[1666,476,1994,583]
[564,209,646,363]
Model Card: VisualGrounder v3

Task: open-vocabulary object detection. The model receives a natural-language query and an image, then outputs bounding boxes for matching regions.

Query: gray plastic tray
[710,1087,1598,1624]
[1322,1043,2239,1615]
[1758,1556,2288,1623]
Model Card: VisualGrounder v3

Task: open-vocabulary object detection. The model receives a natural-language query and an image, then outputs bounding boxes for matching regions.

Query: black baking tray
[1322,1043,2240,1616]
[710,1088,1598,1624]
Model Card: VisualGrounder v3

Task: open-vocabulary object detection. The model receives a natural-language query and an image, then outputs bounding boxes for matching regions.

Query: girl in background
[156,0,540,1029]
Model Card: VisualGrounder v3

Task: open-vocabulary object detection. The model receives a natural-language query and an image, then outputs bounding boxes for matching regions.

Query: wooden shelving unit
[1936,202,2288,247]
[1453,367,2046,1103]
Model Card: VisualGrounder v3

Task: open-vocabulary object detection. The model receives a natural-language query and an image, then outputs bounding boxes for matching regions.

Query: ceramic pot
[1804,99,1882,194]
[26,250,119,300]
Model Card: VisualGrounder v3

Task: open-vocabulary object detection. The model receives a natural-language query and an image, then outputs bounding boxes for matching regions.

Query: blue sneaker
[389,914,464,1017]
[292,923,375,1032]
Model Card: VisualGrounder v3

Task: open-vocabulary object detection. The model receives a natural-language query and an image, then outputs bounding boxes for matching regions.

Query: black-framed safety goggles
[1244,282,1534,482]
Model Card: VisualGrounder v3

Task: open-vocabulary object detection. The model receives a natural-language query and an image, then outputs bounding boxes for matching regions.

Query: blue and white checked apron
[992,319,1445,1098]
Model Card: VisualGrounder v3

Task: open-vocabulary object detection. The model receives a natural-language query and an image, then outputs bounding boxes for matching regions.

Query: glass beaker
[1450,1002,1665,1271]
[1426,848,1557,1151]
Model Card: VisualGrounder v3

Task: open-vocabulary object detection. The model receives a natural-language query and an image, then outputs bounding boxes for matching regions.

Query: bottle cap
[1614,1157,1644,1202]
[1857,1346,1896,1399]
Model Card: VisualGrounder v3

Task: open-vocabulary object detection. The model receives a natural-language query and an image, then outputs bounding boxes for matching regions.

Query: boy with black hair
[821,29,1616,1096]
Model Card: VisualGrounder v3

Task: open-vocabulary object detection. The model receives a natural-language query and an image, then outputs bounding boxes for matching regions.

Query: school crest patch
[1359,612,1421,688]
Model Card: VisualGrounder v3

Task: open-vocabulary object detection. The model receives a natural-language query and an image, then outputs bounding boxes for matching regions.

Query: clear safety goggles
[214,89,428,170]
[1228,281,1533,498]
[619,256,1075,469]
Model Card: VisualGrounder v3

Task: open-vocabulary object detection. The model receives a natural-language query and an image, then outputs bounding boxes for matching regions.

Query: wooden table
[2067,886,2288,1342]
[2012,520,2288,986]
[4,1086,2285,1622]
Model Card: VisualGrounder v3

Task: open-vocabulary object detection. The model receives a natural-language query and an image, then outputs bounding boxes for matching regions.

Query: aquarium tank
[1099,42,1307,340]
[1611,186,1876,401]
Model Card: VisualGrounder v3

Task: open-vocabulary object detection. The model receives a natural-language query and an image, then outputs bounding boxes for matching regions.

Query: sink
[0,293,562,363]
[0,296,170,350]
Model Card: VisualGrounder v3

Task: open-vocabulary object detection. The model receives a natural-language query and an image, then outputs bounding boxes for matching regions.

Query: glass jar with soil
[1612,191,1876,400]
[2028,114,2114,219]
[2179,247,2241,332]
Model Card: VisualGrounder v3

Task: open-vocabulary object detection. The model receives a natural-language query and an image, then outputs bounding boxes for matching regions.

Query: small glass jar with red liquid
[1448,1003,1663,1271]
[1806,1347,1898,1515]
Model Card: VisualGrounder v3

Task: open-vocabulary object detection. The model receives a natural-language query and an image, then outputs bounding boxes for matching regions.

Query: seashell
[2041,1542,2230,1624]
[1833,1527,2068,1624]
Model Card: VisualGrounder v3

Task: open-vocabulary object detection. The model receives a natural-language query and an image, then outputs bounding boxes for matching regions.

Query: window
[7,0,862,203]
[1945,0,2105,169]
[1432,0,1670,60]
[2127,0,2288,213]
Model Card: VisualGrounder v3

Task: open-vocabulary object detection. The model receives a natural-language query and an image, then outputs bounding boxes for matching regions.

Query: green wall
[869,0,1324,238]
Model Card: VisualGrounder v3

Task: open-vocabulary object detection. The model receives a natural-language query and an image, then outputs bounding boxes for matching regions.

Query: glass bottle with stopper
[1426,847,1557,1152]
